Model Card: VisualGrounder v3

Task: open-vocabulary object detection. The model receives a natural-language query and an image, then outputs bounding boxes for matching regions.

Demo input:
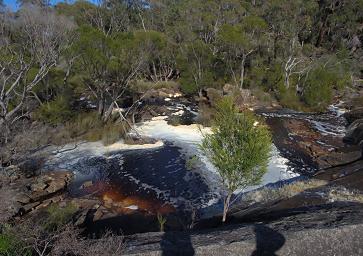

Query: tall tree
[217,16,267,88]
[74,26,149,122]
[0,5,74,141]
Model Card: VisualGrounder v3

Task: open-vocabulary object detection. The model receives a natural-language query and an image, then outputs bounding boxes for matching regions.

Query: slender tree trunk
[285,71,290,89]
[240,56,246,89]
[222,192,232,222]
[98,97,105,117]
[103,101,115,123]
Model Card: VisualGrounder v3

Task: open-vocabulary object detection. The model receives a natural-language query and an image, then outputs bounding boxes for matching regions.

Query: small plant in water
[157,213,167,232]
[185,155,199,170]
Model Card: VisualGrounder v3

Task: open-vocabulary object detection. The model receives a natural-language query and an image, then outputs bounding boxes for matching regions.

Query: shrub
[0,225,31,256]
[35,95,74,125]
[185,155,199,170]
[302,67,335,111]
[200,97,272,222]
[302,66,350,111]
[44,203,78,232]
[278,86,306,111]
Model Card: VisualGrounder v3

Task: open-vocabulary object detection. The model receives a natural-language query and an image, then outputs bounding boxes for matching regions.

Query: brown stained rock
[71,198,100,210]
[46,180,66,193]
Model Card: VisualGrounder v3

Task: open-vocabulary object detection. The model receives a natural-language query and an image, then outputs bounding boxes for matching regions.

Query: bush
[44,203,78,232]
[302,66,350,111]
[185,155,199,170]
[278,86,306,111]
[0,225,31,256]
[200,97,272,222]
[35,95,74,125]
[302,67,335,111]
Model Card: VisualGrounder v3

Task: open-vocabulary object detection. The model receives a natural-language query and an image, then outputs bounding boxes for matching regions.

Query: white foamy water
[134,115,299,196]
[44,139,164,170]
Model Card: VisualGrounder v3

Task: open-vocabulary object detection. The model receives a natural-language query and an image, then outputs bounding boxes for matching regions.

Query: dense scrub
[1,0,362,146]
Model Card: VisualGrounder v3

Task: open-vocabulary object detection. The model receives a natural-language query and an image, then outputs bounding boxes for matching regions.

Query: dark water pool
[51,142,220,234]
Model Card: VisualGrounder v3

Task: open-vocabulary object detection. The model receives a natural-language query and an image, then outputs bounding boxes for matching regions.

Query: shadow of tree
[160,231,195,256]
[251,224,285,256]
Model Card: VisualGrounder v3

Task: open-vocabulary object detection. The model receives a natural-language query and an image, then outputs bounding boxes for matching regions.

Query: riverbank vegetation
[1,0,362,147]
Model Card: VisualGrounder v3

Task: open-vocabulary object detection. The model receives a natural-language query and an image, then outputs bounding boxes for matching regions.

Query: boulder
[343,107,363,125]
[343,119,363,145]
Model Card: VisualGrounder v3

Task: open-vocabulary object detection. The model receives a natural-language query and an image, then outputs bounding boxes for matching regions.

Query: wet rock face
[343,107,363,125]
[265,116,360,173]
[344,119,363,146]
[343,107,363,156]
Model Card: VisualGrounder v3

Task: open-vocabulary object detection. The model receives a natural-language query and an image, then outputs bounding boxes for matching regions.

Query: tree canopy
[0,0,362,139]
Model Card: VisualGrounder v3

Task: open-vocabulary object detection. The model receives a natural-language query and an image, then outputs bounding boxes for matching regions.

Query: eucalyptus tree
[74,26,153,122]
[0,5,75,141]
[201,98,272,222]
[136,30,177,82]
[177,40,215,94]
[217,15,267,88]
[314,0,363,49]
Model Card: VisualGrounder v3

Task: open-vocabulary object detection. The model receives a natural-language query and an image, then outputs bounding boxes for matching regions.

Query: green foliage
[218,24,250,50]
[35,95,73,125]
[177,40,214,94]
[248,63,284,91]
[185,155,199,171]
[0,225,31,256]
[49,111,128,145]
[278,86,305,111]
[201,97,272,193]
[157,213,167,232]
[44,203,77,232]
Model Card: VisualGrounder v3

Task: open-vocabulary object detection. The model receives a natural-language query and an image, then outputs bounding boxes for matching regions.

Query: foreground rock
[343,107,363,124]
[0,167,73,221]
[123,203,363,256]
[343,119,363,154]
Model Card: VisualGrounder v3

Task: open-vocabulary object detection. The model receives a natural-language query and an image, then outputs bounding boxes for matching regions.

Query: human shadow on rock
[251,224,285,256]
[161,231,195,256]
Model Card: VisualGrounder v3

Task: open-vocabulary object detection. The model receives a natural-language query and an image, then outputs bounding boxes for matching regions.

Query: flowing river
[42,98,347,234]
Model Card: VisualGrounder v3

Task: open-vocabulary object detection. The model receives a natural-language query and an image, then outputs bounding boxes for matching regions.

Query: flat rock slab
[124,222,363,256]
[123,203,363,256]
